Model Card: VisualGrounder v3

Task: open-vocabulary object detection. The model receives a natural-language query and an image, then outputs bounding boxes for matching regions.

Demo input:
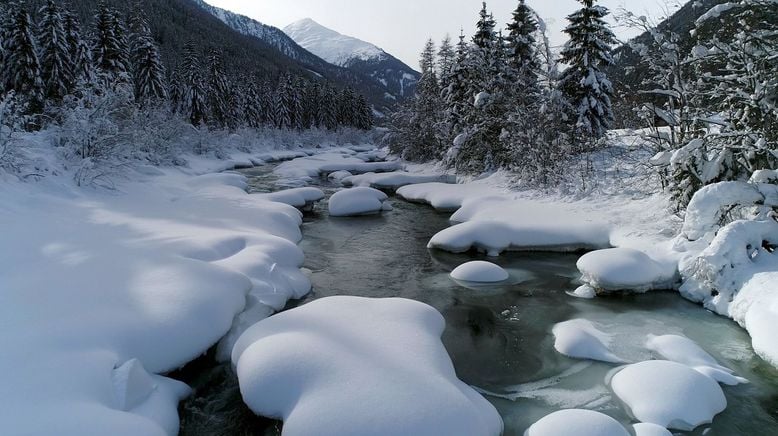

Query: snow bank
[645,334,747,385]
[524,409,629,436]
[342,171,455,190]
[0,164,310,434]
[396,178,509,211]
[254,187,325,210]
[328,187,393,217]
[730,272,778,367]
[232,296,503,436]
[577,248,677,292]
[552,319,624,363]
[609,360,726,431]
[328,170,353,181]
[450,261,509,283]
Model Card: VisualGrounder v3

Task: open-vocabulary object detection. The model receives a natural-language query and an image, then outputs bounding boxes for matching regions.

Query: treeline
[0,0,373,135]
[388,0,617,185]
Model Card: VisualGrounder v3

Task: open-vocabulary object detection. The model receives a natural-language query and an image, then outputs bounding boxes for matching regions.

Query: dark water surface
[181,164,778,436]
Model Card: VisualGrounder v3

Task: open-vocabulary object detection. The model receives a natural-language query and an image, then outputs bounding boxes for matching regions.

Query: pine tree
[37,0,73,100]
[437,35,455,86]
[180,41,206,126]
[559,0,617,140]
[93,2,130,81]
[473,2,496,50]
[241,79,262,128]
[128,3,166,103]
[440,31,471,143]
[354,94,373,130]
[318,85,338,130]
[62,8,91,82]
[506,0,540,91]
[206,50,231,128]
[2,3,44,114]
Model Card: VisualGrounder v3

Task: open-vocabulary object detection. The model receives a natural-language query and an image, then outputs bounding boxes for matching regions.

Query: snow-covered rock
[450,261,509,283]
[428,219,611,256]
[342,171,455,190]
[609,360,727,431]
[232,296,503,436]
[396,178,507,211]
[681,181,772,241]
[524,409,629,436]
[730,272,778,367]
[632,423,672,436]
[552,319,624,363]
[328,170,353,181]
[255,187,325,210]
[275,152,403,186]
[328,187,392,217]
[577,248,677,292]
[645,334,747,385]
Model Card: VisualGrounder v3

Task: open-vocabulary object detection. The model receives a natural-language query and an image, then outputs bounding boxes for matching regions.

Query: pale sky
[206,0,681,69]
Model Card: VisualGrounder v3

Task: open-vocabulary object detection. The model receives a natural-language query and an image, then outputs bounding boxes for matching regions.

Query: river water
[181,163,778,436]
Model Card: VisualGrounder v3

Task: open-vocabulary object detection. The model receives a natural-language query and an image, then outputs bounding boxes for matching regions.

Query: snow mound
[342,171,455,190]
[328,187,392,217]
[396,178,507,211]
[450,261,509,283]
[428,219,610,256]
[328,170,353,181]
[273,150,402,187]
[645,334,747,385]
[524,409,629,436]
[681,181,771,241]
[632,423,672,436]
[577,248,677,292]
[552,319,624,363]
[610,360,726,431]
[232,296,503,436]
[255,187,325,210]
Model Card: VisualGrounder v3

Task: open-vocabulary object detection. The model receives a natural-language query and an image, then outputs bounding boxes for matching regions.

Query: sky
[206,0,680,69]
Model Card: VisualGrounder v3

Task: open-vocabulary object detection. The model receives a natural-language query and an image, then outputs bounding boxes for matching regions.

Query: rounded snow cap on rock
[524,409,630,436]
[610,360,726,431]
[451,261,509,283]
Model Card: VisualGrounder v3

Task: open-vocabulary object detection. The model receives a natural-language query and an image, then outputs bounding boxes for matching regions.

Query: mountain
[284,19,420,100]
[189,1,403,113]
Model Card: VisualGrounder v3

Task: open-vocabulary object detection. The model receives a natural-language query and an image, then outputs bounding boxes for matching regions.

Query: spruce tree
[129,3,166,103]
[62,8,91,82]
[93,2,130,81]
[472,3,496,50]
[37,0,73,100]
[242,79,262,128]
[440,31,471,143]
[180,41,206,126]
[559,0,617,140]
[506,0,540,90]
[2,3,44,114]
[437,35,455,86]
[206,50,231,128]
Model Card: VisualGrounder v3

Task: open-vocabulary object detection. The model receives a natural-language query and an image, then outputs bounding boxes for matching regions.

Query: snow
[609,360,727,431]
[632,423,672,436]
[524,409,629,436]
[645,335,747,385]
[396,175,510,211]
[577,248,677,292]
[231,296,503,436]
[681,181,767,241]
[254,187,325,210]
[450,261,509,283]
[0,149,316,435]
[284,18,387,67]
[552,319,624,363]
[695,3,738,26]
[328,170,353,181]
[342,171,455,190]
[274,151,403,187]
[328,187,393,217]
[730,272,778,367]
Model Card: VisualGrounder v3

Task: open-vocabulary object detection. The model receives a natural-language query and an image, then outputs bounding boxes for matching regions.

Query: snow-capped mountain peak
[284,18,419,98]
[284,18,387,67]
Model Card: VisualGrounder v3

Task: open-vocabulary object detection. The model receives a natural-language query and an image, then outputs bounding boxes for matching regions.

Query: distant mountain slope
[189,1,402,113]
[285,19,420,99]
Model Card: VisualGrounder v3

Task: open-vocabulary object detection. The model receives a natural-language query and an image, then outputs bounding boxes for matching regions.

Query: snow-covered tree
[437,35,455,85]
[206,50,232,128]
[2,4,44,115]
[559,0,617,140]
[179,41,206,126]
[37,0,73,101]
[506,0,540,95]
[92,2,130,82]
[62,8,91,82]
[128,4,167,103]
